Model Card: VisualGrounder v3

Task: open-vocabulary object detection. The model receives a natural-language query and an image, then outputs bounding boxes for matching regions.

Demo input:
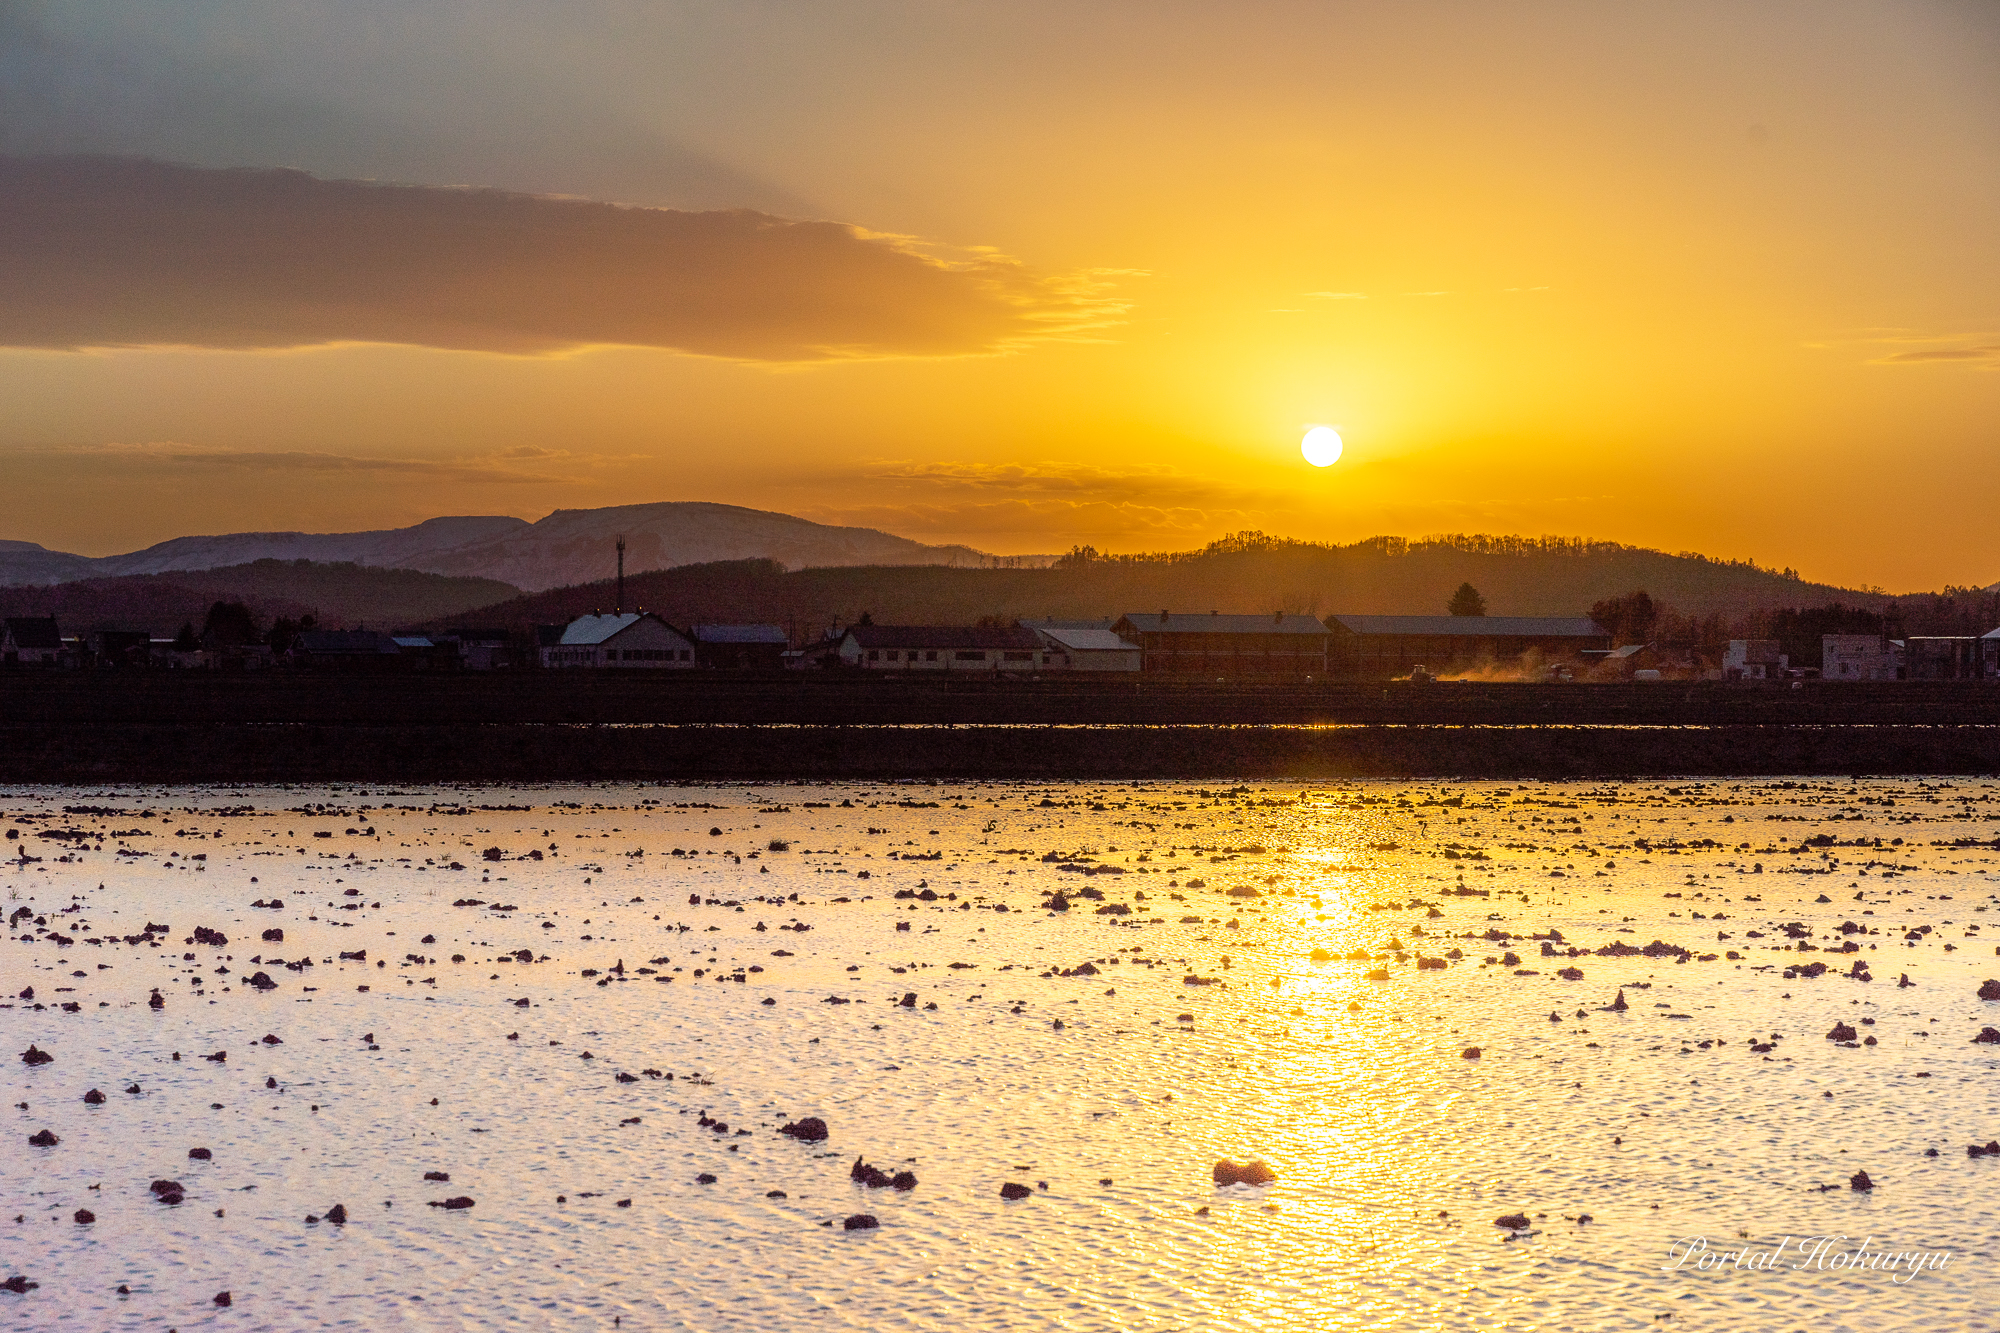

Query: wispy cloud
[1853,331,2000,368]
[0,157,1121,361]
[794,458,1291,550]
[799,498,1262,546]
[50,442,572,485]
[849,458,1289,508]
[1872,344,2000,366]
[860,459,1182,493]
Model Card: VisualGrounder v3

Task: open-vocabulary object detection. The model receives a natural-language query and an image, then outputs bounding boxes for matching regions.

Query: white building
[542,613,697,668]
[1723,639,1786,681]
[1822,634,1900,681]
[1022,619,1142,671]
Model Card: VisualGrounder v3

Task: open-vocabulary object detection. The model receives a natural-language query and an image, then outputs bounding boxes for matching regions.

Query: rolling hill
[435,533,1906,640]
[0,560,521,636]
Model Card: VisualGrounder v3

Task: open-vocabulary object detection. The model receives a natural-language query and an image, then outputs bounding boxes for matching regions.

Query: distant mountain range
[0,560,520,636]
[0,502,1014,593]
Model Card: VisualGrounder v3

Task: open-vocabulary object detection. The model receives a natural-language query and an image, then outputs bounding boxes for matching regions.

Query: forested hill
[436,533,1896,637]
[0,559,520,635]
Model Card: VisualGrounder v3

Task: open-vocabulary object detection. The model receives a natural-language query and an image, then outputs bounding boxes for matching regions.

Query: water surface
[5,778,1998,1330]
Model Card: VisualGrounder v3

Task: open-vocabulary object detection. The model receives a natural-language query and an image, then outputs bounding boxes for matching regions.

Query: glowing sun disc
[1302,425,1343,467]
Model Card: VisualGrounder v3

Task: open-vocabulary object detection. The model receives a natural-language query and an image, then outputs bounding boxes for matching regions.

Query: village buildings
[13,589,2000,685]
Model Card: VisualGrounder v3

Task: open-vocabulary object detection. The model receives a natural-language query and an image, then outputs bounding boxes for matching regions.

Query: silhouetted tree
[855,611,873,627]
[1590,590,1658,645]
[172,622,199,651]
[201,600,260,646]
[1763,604,1885,670]
[267,614,316,653]
[1447,583,1487,617]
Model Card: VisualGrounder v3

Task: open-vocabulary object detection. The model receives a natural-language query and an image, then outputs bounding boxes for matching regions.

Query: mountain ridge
[0,501,1010,592]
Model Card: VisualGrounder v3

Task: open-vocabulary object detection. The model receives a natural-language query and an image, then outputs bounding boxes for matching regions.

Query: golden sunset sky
[1,2,1995,589]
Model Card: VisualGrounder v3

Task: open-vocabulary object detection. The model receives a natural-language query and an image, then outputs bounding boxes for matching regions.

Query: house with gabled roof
[542,612,696,668]
[1021,619,1141,671]
[2,617,65,667]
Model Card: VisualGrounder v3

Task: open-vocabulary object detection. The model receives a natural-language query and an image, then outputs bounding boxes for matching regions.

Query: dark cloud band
[0,156,1081,359]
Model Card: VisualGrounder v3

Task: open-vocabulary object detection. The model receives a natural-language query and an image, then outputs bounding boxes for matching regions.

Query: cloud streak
[1872,344,2000,366]
[801,459,1292,549]
[0,156,1114,360]
[1853,330,2000,368]
[50,441,571,485]
[801,498,1262,546]
[858,459,1203,495]
[841,457,1303,518]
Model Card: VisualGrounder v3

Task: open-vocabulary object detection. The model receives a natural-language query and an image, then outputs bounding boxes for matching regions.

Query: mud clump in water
[1212,1160,1276,1187]
[779,1117,828,1143]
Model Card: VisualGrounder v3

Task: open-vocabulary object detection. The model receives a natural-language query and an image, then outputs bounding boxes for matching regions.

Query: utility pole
[615,536,626,614]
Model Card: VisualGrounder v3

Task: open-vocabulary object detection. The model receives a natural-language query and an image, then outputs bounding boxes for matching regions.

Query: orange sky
[2,2,1996,590]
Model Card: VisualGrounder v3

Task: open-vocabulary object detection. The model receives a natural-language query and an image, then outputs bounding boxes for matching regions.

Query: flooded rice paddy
[5,777,2000,1331]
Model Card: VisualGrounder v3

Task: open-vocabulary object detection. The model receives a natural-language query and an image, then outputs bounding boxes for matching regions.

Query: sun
[1301,425,1343,467]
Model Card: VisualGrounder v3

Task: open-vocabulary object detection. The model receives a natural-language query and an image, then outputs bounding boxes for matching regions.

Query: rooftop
[1034,625,1141,652]
[1114,612,1331,636]
[1327,615,1607,638]
[846,624,1044,651]
[296,630,400,655]
[4,616,62,650]
[558,613,674,646]
[692,623,789,644]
